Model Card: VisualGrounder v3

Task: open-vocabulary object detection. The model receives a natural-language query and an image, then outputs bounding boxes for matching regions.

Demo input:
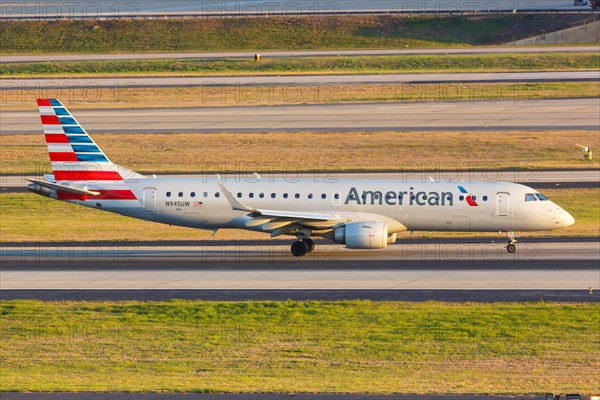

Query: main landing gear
[506,232,517,253]
[291,238,315,257]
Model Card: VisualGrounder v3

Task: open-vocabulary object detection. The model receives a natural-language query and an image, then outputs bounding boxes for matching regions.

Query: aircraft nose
[560,208,575,228]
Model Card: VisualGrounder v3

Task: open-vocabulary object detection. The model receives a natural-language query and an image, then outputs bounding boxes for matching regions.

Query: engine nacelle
[333,221,388,249]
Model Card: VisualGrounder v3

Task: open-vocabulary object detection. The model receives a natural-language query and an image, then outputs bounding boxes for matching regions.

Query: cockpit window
[525,193,537,202]
[535,193,549,201]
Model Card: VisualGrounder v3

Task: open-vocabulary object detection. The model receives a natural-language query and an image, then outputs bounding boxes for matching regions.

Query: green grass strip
[2,53,599,77]
[1,300,598,393]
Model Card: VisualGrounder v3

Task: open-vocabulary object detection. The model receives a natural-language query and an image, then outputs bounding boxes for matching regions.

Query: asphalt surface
[3,46,598,64]
[0,0,588,17]
[3,71,599,90]
[2,171,598,193]
[3,98,599,133]
[2,289,598,302]
[2,241,598,291]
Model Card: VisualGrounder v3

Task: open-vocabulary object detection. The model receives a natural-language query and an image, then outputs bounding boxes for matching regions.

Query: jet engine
[333,221,388,249]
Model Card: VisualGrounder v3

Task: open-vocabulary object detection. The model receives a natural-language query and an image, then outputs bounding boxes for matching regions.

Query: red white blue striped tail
[38,98,123,182]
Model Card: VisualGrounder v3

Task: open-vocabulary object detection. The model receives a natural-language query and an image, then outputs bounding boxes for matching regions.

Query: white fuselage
[78,177,574,234]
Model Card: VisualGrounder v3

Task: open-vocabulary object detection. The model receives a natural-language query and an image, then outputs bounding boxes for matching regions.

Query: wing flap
[261,220,295,231]
[257,209,338,221]
[245,217,274,228]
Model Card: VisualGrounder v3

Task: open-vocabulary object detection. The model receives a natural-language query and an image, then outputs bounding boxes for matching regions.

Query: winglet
[217,183,255,212]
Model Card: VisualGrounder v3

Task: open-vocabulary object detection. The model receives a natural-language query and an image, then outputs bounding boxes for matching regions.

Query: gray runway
[3,98,599,133]
[0,0,587,18]
[2,289,598,302]
[2,241,598,291]
[3,46,598,64]
[3,71,599,90]
[2,171,598,193]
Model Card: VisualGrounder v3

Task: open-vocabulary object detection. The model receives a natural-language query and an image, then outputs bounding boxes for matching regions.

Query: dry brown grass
[2,131,598,175]
[1,82,598,110]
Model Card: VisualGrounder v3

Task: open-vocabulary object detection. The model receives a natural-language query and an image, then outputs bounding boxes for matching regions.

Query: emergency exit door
[496,192,510,216]
[143,187,157,211]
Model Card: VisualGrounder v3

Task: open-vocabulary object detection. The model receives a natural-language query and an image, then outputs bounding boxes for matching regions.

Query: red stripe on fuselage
[41,115,60,125]
[466,195,478,206]
[53,171,122,181]
[45,134,69,143]
[96,190,137,200]
[56,189,137,201]
[56,191,88,201]
[49,152,78,162]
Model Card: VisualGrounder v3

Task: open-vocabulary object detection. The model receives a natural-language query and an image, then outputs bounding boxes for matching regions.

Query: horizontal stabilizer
[43,173,56,183]
[27,179,101,196]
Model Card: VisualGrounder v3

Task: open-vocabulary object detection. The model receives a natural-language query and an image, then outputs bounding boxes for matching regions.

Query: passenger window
[166,192,171,197]
[191,192,195,198]
[525,193,537,202]
[295,193,300,199]
[459,195,464,201]
[535,193,549,201]
[271,193,276,199]
[203,192,208,198]
[215,192,220,198]
[321,193,327,199]
[334,193,340,200]
[259,193,264,198]
[283,193,288,199]
[308,193,313,199]
[237,192,242,198]
[249,193,254,198]
[178,192,183,197]
[483,196,488,201]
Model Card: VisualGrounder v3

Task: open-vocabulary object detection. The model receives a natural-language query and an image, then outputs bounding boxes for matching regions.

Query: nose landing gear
[506,232,517,253]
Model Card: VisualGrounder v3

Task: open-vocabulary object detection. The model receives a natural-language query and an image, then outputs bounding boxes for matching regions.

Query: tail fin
[37,98,142,182]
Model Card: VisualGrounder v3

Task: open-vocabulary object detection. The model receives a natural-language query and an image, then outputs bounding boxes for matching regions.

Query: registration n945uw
[28,99,575,257]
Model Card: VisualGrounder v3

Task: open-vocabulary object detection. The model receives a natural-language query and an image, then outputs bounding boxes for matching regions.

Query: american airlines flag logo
[457,185,478,206]
[193,201,203,208]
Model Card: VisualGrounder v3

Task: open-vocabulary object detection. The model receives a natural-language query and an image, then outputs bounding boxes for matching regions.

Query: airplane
[28,99,575,256]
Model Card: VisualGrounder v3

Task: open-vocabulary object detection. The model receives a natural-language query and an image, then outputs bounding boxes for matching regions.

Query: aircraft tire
[302,238,315,253]
[291,240,309,257]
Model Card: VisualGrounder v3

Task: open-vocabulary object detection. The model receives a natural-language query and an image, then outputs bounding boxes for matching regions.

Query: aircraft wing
[217,182,407,237]
[218,183,348,234]
[252,209,339,221]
